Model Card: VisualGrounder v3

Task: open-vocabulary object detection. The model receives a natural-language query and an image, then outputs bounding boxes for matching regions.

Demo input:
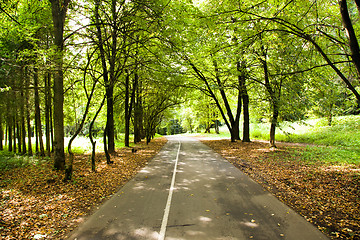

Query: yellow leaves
[0,137,167,240]
[202,139,360,239]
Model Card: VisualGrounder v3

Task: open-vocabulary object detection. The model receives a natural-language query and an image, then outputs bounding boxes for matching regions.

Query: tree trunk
[13,117,16,153]
[269,101,279,148]
[237,60,250,142]
[26,112,32,156]
[106,86,115,153]
[355,0,360,16]
[50,0,69,170]
[339,0,360,77]
[124,72,130,147]
[261,45,278,148]
[8,123,12,152]
[232,122,241,141]
[134,100,141,143]
[34,68,45,156]
[103,123,113,164]
[25,67,32,156]
[50,99,54,153]
[242,92,250,142]
[6,95,12,152]
[20,68,26,154]
[17,122,21,153]
[45,72,51,156]
[214,120,219,134]
[21,111,26,155]
[94,0,115,154]
[107,0,118,153]
[89,96,106,172]
[134,77,144,143]
[0,112,3,150]
[125,71,137,147]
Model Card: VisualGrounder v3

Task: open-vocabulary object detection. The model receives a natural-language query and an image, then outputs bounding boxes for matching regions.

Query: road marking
[158,141,181,240]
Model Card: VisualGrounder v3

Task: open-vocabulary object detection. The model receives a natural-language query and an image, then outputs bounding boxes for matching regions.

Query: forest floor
[1,137,359,239]
[201,139,360,240]
[0,137,167,240]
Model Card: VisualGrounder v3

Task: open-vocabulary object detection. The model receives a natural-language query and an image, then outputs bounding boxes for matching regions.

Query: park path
[67,136,328,240]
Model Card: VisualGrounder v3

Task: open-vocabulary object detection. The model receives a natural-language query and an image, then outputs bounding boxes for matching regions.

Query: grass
[288,145,360,165]
[0,151,47,170]
[190,115,360,166]
[1,115,359,168]
[251,115,360,147]
[0,133,156,170]
[250,115,360,165]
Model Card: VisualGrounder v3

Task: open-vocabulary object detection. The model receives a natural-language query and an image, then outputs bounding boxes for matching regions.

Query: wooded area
[0,0,359,180]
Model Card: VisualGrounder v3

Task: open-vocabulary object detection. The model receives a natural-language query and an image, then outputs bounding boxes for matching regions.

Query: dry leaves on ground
[202,139,360,240]
[0,137,167,240]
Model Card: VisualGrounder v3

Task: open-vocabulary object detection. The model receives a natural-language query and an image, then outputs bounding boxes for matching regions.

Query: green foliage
[0,151,45,170]
[1,0,360,161]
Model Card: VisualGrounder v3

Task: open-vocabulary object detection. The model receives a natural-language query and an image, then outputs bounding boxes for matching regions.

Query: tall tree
[49,0,70,170]
[33,67,45,156]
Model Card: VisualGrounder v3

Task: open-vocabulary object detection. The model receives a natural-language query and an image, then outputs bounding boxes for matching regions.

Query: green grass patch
[250,115,360,148]
[287,145,360,165]
[0,151,43,170]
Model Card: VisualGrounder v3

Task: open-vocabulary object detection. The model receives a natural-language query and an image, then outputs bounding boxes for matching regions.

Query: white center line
[158,140,181,240]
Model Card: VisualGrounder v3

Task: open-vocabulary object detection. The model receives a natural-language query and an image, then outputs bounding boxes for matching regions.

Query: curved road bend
[68,135,328,240]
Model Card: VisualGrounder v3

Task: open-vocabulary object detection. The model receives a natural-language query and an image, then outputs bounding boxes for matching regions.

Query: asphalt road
[67,136,328,240]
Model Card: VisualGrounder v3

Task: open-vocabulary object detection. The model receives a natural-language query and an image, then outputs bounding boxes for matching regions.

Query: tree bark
[242,91,250,142]
[124,72,130,147]
[261,45,278,147]
[106,86,115,152]
[6,95,12,152]
[34,67,45,156]
[134,77,144,143]
[0,112,3,150]
[103,123,113,164]
[125,71,137,147]
[45,71,52,156]
[355,0,360,16]
[106,0,118,154]
[237,61,251,142]
[269,101,279,148]
[7,123,12,152]
[89,96,106,172]
[133,95,141,143]
[94,0,115,154]
[16,122,21,153]
[339,0,360,77]
[20,68,26,154]
[49,0,70,170]
[25,67,32,156]
[26,112,32,156]
[13,117,16,153]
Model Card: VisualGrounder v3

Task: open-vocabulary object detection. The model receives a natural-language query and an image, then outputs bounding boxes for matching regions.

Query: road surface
[67,136,328,240]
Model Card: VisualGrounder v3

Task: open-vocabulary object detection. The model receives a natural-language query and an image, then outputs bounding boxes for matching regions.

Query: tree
[237,0,360,106]
[49,0,71,170]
